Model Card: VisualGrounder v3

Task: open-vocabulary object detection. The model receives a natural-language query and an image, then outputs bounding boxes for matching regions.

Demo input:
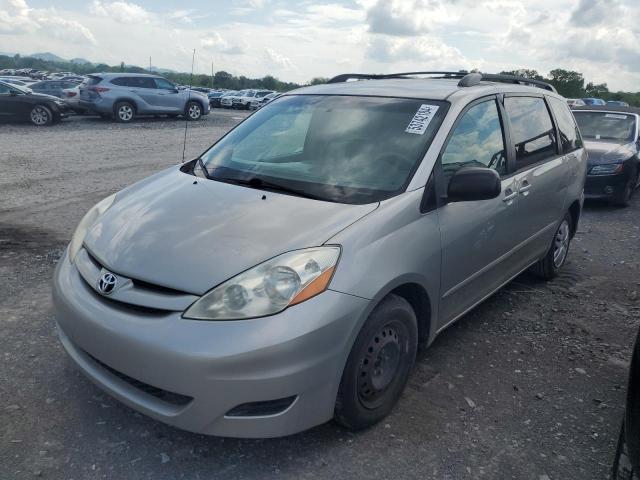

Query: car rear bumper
[584,172,628,199]
[79,99,112,114]
[52,250,369,437]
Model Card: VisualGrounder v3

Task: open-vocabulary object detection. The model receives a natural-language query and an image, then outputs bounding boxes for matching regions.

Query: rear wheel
[185,101,202,121]
[531,212,572,280]
[114,102,135,123]
[334,294,418,431]
[29,105,53,126]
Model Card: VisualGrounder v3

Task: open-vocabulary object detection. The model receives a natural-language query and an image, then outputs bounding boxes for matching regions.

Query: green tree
[308,77,329,85]
[584,81,609,98]
[547,69,584,97]
[500,69,544,80]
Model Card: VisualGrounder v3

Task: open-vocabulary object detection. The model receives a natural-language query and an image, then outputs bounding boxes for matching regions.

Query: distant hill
[29,52,66,62]
[70,58,93,65]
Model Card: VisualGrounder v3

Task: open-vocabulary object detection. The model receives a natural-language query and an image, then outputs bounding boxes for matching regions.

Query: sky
[0,0,639,91]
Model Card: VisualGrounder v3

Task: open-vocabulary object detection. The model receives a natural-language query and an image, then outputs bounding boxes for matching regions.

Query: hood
[584,139,636,165]
[84,167,377,295]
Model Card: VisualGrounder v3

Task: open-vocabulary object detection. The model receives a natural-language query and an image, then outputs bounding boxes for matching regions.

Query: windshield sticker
[405,104,439,135]
[605,113,628,119]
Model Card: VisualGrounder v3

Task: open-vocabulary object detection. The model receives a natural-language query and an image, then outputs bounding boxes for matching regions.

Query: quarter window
[441,99,507,179]
[548,97,582,153]
[504,96,557,169]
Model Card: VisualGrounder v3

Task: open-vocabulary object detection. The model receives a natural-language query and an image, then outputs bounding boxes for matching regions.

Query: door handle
[519,181,532,195]
[503,188,517,203]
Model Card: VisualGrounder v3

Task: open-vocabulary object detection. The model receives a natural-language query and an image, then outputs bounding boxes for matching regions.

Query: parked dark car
[0,80,71,125]
[612,329,640,479]
[572,106,640,206]
[29,80,82,99]
[207,91,225,107]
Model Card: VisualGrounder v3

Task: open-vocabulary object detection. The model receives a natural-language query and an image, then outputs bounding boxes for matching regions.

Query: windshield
[574,111,637,142]
[199,94,447,204]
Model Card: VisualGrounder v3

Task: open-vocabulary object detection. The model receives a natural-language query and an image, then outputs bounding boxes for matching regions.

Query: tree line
[1,54,638,105]
[500,68,639,106]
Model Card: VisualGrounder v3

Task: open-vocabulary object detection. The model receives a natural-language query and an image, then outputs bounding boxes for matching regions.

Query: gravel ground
[1,112,639,480]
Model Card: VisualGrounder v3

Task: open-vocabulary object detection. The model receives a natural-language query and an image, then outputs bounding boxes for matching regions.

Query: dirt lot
[1,111,639,480]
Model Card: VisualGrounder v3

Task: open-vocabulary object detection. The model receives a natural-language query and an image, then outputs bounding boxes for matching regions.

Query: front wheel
[531,212,572,280]
[30,105,53,126]
[334,294,418,431]
[613,176,634,207]
[185,101,202,121]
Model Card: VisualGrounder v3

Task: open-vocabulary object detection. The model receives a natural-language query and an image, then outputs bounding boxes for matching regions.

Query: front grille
[86,351,193,406]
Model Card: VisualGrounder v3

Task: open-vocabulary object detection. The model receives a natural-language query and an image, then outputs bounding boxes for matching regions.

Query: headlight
[590,163,624,175]
[68,194,116,263]
[54,100,65,106]
[183,246,341,320]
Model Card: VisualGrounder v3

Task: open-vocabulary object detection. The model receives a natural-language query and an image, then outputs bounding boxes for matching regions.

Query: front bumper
[584,172,628,199]
[52,251,369,437]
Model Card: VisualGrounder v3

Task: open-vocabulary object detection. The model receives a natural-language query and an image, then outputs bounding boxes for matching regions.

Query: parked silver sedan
[53,71,587,438]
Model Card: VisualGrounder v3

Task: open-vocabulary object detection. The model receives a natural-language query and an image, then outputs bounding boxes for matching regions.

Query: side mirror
[447,167,501,202]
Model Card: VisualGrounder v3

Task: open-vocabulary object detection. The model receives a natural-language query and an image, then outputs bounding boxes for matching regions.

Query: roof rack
[327,71,557,93]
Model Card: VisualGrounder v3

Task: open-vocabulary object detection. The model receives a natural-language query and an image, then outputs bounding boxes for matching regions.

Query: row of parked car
[0,70,282,124]
[208,89,280,110]
[567,97,630,107]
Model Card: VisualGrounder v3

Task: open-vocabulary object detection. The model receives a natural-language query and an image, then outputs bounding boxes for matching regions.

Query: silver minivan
[53,72,587,438]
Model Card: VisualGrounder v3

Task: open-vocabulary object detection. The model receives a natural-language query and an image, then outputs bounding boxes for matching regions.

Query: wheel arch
[112,98,138,114]
[388,283,432,344]
[568,199,581,238]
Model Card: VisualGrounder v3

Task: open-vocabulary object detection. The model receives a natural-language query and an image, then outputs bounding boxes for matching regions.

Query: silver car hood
[84,167,377,295]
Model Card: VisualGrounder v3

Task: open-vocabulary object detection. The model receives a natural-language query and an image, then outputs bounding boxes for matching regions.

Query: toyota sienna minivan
[53,71,587,438]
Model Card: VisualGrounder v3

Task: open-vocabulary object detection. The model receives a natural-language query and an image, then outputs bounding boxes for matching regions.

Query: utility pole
[149,56,152,72]
[211,60,214,89]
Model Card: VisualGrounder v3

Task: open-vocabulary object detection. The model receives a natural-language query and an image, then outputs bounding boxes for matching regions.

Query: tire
[613,175,634,207]
[185,101,202,121]
[613,423,639,480]
[531,211,572,280]
[29,105,53,126]
[334,294,418,431]
[114,101,135,123]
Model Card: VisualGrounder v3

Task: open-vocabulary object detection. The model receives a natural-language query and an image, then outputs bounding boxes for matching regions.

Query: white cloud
[2,0,640,91]
[263,47,293,69]
[200,32,245,55]
[91,1,151,25]
[0,0,95,43]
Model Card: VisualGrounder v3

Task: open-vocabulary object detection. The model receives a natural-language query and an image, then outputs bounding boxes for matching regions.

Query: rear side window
[86,76,102,86]
[548,97,582,153]
[441,99,507,178]
[111,77,130,86]
[505,96,557,169]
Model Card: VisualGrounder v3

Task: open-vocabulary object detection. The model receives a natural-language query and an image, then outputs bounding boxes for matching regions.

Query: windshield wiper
[213,176,325,201]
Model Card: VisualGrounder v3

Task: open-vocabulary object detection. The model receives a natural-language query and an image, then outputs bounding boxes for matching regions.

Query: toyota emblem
[97,271,118,295]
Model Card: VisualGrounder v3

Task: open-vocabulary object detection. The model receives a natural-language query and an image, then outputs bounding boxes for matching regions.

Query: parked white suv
[231,89,274,110]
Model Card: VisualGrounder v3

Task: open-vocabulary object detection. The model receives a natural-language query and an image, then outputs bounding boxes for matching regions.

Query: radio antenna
[182,48,196,162]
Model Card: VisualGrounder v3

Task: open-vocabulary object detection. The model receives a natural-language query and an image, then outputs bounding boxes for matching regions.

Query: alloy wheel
[118,105,133,121]
[188,104,201,120]
[553,219,570,268]
[30,106,50,125]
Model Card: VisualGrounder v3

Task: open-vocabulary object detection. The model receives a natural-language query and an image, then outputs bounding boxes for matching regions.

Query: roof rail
[327,71,557,93]
[327,71,468,84]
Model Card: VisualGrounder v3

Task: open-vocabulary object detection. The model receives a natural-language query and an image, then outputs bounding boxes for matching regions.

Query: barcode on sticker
[405,104,439,135]
[605,113,627,119]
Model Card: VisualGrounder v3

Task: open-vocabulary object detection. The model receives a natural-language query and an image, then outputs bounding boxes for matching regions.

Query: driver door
[437,96,520,328]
